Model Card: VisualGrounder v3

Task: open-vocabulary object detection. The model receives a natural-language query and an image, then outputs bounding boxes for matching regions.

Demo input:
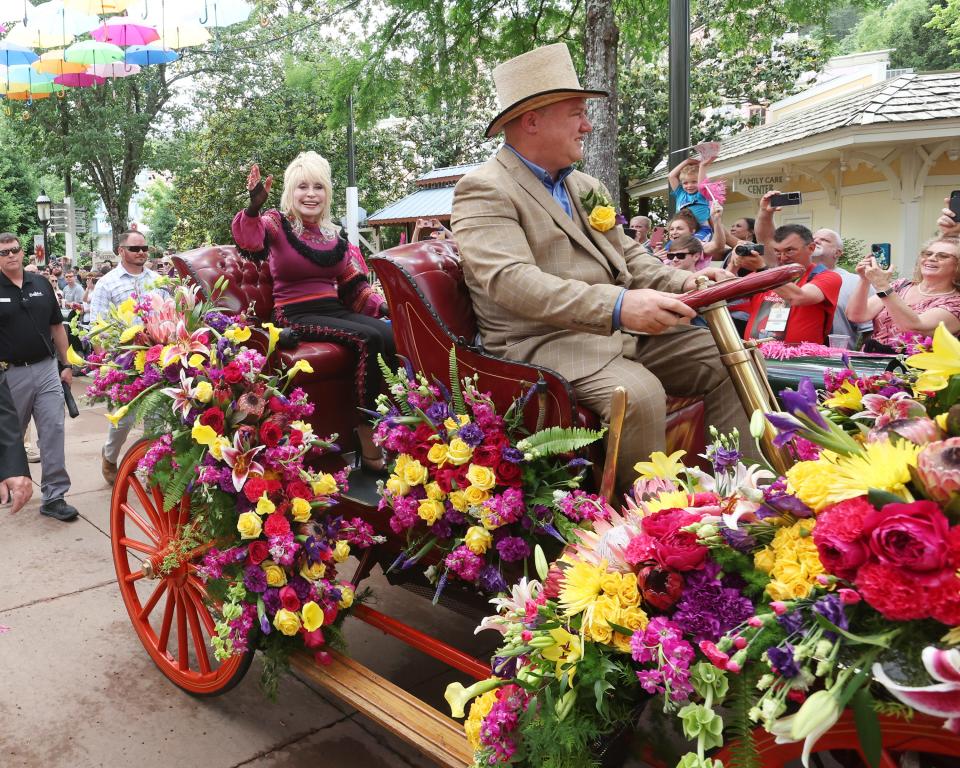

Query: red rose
[813,497,873,580]
[279,585,301,612]
[268,396,286,413]
[654,529,708,572]
[260,421,283,447]
[198,407,225,435]
[496,460,523,487]
[930,575,960,626]
[222,363,243,384]
[855,562,930,621]
[287,480,312,500]
[472,445,501,467]
[454,465,470,488]
[642,508,702,539]
[263,512,291,537]
[639,566,684,611]
[243,477,268,503]
[323,606,339,625]
[434,468,456,493]
[862,500,950,581]
[289,429,303,447]
[247,540,270,564]
[302,627,325,648]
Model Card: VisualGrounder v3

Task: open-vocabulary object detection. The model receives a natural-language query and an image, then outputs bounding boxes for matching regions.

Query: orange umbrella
[5,91,53,100]
[33,50,88,76]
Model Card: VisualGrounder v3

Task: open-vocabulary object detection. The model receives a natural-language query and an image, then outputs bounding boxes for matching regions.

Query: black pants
[275,298,396,409]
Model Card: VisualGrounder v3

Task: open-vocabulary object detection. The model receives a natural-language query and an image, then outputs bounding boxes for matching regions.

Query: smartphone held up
[871,243,892,270]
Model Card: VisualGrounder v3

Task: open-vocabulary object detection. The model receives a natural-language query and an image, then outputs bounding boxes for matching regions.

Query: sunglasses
[665,251,692,260]
[0,246,23,257]
[123,245,150,253]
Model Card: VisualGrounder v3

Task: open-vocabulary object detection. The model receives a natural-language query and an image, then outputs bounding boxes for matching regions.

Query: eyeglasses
[123,245,150,253]
[919,250,957,261]
[0,246,23,257]
[665,251,692,260]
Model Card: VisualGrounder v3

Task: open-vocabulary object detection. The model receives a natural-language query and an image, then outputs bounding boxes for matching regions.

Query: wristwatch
[876,288,892,299]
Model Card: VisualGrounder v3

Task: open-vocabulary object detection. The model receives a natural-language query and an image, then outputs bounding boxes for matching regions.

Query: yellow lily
[822,380,863,411]
[906,323,960,392]
[540,626,583,686]
[633,449,687,482]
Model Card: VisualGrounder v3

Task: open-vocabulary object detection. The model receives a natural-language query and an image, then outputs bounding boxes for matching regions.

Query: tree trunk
[582,0,619,203]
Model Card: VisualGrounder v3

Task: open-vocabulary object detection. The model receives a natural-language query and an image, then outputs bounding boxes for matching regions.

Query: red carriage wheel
[714,711,960,766]
[111,439,253,696]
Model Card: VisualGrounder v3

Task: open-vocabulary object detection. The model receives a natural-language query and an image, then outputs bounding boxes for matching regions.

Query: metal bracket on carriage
[679,263,805,311]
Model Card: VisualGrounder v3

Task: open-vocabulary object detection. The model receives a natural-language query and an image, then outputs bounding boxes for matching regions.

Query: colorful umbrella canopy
[33,49,88,75]
[54,72,106,87]
[124,41,178,66]
[0,42,40,67]
[2,80,65,95]
[64,39,124,65]
[22,0,100,36]
[157,20,209,48]
[63,0,132,14]
[90,61,141,78]
[3,65,56,86]
[199,0,253,28]
[91,16,160,47]
[5,91,53,100]
[4,21,76,49]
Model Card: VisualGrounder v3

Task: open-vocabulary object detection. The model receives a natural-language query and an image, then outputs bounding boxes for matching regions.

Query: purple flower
[501,446,524,464]
[243,565,267,593]
[766,412,805,448]
[262,588,280,615]
[711,445,741,472]
[777,610,806,637]
[496,536,531,563]
[457,423,484,448]
[767,644,800,678]
[479,565,507,594]
[672,571,753,644]
[812,593,848,639]
[780,378,828,428]
[721,527,756,551]
[425,401,449,425]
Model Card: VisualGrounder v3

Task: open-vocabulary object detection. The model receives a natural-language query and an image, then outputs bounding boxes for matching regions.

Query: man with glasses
[90,230,161,484]
[0,232,78,521]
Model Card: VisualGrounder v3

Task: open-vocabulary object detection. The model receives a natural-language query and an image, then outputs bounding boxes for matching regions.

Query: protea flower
[236,392,266,420]
[867,417,943,446]
[916,438,960,505]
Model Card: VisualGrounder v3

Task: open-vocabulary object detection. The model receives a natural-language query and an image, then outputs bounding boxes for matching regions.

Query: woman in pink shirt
[232,152,393,470]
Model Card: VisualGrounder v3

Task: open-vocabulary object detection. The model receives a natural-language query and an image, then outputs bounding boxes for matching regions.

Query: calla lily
[873,646,960,732]
[906,323,960,393]
[444,677,503,719]
[262,322,280,357]
[220,431,265,492]
[65,346,86,367]
[105,405,129,426]
[769,688,842,766]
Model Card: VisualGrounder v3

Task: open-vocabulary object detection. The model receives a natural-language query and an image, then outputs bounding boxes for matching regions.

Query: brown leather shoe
[102,454,119,486]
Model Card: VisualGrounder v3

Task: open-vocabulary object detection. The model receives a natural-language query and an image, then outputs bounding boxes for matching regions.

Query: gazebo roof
[368,162,483,226]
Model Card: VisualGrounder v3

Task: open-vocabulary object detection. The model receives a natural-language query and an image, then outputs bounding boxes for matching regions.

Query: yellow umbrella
[158,20,210,48]
[4,23,75,50]
[62,0,131,13]
[33,50,89,76]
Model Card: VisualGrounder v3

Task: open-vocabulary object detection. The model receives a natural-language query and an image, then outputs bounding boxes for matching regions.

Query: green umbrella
[63,40,124,66]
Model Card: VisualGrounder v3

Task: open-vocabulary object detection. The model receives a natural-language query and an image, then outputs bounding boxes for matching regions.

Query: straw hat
[485,43,607,138]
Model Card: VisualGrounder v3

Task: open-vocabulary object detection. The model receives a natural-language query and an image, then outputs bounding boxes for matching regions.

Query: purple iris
[766,412,805,448]
[779,378,828,428]
[767,644,800,678]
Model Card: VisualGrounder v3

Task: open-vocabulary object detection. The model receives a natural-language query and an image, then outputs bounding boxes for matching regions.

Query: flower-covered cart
[92,238,960,767]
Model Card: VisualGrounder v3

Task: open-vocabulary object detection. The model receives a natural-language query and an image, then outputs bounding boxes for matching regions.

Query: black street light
[36,190,51,265]
[669,0,690,215]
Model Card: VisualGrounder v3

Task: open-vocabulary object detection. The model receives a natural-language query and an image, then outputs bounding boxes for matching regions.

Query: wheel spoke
[183,589,212,675]
[119,536,156,556]
[120,503,160,545]
[138,580,168,621]
[158,587,176,654]
[129,475,166,537]
[183,580,217,636]
[176,590,189,671]
[124,570,145,584]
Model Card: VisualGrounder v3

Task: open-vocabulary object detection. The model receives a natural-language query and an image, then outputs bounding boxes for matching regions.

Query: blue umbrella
[124,42,179,66]
[0,42,40,67]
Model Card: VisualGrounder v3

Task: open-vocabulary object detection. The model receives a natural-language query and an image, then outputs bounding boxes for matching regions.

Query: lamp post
[36,190,51,266]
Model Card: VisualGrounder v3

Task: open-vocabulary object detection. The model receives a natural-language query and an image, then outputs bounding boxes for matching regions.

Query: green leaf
[812,614,899,648]
[866,488,904,509]
[521,426,605,456]
[851,688,882,768]
[448,346,466,415]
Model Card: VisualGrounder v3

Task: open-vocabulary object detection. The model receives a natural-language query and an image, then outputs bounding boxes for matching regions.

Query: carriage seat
[171,245,362,448]
[369,241,705,455]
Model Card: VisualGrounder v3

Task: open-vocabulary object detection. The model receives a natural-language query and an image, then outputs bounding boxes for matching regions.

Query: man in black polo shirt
[0,232,77,521]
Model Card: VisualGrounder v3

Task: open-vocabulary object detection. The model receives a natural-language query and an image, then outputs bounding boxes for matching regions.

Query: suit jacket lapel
[567,175,631,286]
[496,148,613,276]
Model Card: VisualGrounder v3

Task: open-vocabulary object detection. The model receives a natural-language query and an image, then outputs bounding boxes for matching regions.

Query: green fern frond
[129,387,171,432]
[163,447,201,511]
[518,426,605,457]
[448,346,466,414]
[725,665,762,768]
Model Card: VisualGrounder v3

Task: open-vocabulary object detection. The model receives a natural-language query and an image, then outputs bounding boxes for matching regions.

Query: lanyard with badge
[748,264,816,339]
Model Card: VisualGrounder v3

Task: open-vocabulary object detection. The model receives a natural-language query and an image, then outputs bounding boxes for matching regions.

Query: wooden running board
[289,649,474,768]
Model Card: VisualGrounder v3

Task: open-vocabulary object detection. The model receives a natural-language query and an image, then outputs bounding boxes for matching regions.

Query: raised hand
[246,163,274,215]
[620,288,696,334]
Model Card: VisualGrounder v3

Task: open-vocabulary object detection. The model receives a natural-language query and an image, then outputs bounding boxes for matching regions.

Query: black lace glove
[246,181,268,218]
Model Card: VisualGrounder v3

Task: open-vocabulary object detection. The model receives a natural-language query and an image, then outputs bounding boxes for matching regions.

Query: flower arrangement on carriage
[78,279,375,691]
[371,354,608,598]
[446,323,960,768]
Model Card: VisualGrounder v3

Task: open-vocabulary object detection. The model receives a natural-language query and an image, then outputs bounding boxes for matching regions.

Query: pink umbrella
[54,72,106,87]
[90,62,141,78]
[91,17,160,47]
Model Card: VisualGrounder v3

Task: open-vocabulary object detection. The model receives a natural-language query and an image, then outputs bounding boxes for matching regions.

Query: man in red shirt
[744,223,841,343]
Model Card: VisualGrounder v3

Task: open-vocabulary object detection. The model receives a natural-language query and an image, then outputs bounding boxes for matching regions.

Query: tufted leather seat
[371,241,706,460]
[171,246,362,450]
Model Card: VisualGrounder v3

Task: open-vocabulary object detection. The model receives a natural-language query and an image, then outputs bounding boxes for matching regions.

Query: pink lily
[219,432,265,492]
[853,391,925,428]
[159,370,197,420]
[159,320,212,368]
[873,647,960,732]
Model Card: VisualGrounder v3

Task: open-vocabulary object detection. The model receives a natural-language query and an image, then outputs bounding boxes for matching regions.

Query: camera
[735,243,764,256]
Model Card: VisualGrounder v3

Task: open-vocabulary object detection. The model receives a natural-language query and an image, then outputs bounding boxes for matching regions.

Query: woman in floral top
[232,151,394,469]
[847,236,960,351]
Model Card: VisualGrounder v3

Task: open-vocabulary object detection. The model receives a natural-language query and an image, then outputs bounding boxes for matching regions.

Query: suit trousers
[570,325,754,494]
[5,358,71,503]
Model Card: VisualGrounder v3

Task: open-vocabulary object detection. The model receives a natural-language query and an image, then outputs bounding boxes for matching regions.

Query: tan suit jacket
[451,146,691,382]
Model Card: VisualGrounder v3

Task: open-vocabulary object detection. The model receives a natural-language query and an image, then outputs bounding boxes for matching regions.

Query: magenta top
[872,279,960,344]
[231,208,384,315]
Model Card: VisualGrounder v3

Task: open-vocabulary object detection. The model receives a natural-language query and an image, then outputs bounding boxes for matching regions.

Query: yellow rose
[754,547,776,574]
[191,419,218,446]
[464,526,493,555]
[236,511,262,539]
[425,482,446,501]
[311,473,338,496]
[447,438,473,466]
[418,498,445,525]
[290,497,312,522]
[339,585,355,609]
[767,578,814,601]
[449,490,468,512]
[444,414,470,431]
[613,633,633,654]
[402,459,429,486]
[600,572,622,596]
[464,485,490,507]
[385,474,411,496]
[333,540,351,562]
[194,380,213,403]
[301,560,326,580]
[209,436,231,460]
[617,573,641,608]
[619,606,649,633]
[466,463,496,491]
[133,350,146,373]
[301,601,324,632]
[427,443,450,466]
[588,619,614,645]
[394,453,412,475]
[262,562,287,587]
[588,205,616,232]
[119,323,143,343]
[273,608,301,636]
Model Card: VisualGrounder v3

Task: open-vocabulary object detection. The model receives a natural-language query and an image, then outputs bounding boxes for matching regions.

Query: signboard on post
[734,173,786,198]
[34,235,45,266]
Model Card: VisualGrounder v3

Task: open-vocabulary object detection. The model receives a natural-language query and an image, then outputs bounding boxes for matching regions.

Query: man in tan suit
[451,44,752,492]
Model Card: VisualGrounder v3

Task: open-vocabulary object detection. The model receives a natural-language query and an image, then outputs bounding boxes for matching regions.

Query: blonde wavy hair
[280,151,334,233]
[910,236,960,288]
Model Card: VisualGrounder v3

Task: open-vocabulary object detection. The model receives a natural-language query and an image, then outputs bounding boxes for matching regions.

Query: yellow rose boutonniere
[580,186,617,232]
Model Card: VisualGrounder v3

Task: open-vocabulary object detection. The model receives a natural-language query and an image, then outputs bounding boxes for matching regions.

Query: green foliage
[140,178,177,250]
[518,426,606,458]
[846,0,960,69]
[449,347,466,414]
[163,443,203,511]
[840,236,867,271]
[725,666,762,768]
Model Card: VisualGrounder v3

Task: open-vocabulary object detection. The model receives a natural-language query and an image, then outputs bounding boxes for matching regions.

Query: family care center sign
[735,173,786,198]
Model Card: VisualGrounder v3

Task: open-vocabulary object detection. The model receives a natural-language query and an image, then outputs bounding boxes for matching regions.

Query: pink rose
[862,501,949,581]
[654,529,708,571]
[144,344,163,364]
[813,497,873,580]
[642,508,702,539]
[302,627,325,648]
